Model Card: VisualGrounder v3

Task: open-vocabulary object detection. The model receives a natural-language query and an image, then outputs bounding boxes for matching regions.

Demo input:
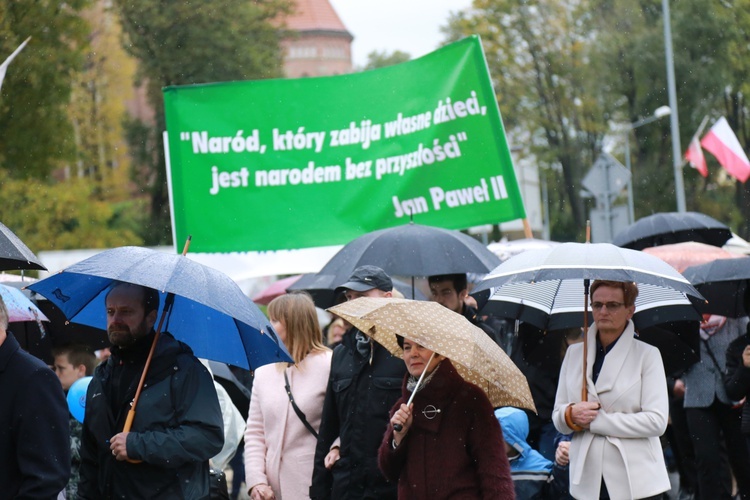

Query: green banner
[163,36,525,252]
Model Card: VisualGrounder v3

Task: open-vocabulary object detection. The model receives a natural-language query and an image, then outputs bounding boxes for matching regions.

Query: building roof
[285,0,351,35]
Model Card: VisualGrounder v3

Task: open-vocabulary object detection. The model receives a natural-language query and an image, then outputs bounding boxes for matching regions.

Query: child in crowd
[496,406,570,500]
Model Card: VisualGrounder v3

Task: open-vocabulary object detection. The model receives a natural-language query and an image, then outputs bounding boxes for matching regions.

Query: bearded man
[78,282,224,499]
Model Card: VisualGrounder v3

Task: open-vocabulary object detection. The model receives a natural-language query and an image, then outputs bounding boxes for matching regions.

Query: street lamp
[624,105,671,223]
[662,0,686,213]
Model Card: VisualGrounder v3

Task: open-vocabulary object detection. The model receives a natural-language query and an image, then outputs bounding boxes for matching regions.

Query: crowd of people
[3,262,750,500]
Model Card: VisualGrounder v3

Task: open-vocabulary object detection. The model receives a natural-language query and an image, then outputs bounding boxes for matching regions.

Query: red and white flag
[0,37,30,94]
[685,135,708,177]
[701,116,750,183]
[684,115,709,177]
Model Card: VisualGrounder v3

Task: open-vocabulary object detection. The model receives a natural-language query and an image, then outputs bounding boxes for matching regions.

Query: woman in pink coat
[245,293,332,499]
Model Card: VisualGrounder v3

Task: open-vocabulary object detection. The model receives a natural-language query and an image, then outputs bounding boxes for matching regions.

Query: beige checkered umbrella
[328,297,536,412]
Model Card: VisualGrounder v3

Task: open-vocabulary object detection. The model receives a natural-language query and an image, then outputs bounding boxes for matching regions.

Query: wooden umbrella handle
[582,279,590,402]
[120,237,190,464]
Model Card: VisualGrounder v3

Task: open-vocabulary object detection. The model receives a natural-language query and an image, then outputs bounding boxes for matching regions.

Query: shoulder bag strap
[284,369,318,438]
[701,337,723,373]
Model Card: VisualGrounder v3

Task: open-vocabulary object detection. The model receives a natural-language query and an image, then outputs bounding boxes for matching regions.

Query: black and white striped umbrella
[472,243,705,379]
[472,242,703,300]
[479,279,701,331]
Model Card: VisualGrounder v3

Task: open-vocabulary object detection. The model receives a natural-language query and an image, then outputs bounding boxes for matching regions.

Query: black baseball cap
[335,265,393,294]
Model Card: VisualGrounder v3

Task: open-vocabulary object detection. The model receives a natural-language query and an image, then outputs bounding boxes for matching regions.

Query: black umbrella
[0,222,46,271]
[289,222,500,301]
[682,257,750,318]
[612,212,732,250]
[289,273,428,309]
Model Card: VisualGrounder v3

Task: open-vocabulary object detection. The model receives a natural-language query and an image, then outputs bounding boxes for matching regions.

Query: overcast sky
[328,0,474,68]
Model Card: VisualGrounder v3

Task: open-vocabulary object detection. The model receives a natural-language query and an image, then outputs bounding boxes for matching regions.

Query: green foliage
[446,0,612,240]
[0,171,142,251]
[363,50,411,70]
[447,0,748,238]
[0,0,92,178]
[114,0,292,245]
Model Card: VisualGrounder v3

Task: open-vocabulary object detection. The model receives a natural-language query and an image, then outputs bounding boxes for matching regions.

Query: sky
[328,0,474,68]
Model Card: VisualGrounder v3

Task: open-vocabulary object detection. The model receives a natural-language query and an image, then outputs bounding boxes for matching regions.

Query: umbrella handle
[119,293,176,465]
[582,279,590,402]
[122,409,143,464]
[394,352,436,432]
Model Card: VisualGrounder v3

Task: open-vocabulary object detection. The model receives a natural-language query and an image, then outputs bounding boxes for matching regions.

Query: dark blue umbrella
[27,246,292,370]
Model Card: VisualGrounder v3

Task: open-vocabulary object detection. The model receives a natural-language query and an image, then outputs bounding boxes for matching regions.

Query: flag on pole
[0,37,31,94]
[701,116,750,183]
[685,136,708,177]
[684,115,709,177]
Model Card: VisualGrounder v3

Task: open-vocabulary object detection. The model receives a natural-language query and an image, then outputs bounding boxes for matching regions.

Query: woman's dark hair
[396,334,404,349]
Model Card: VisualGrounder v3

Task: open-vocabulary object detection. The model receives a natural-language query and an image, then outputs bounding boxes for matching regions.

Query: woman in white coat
[552,280,670,500]
[245,293,332,500]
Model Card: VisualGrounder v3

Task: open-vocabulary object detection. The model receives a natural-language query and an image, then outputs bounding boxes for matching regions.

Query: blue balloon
[67,376,92,424]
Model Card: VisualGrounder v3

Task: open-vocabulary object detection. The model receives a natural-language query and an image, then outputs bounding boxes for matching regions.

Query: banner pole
[522,218,533,239]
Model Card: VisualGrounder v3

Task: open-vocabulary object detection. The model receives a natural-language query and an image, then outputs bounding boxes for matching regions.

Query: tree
[0,0,91,178]
[721,0,750,238]
[445,0,612,241]
[68,1,139,204]
[587,0,735,219]
[0,170,142,252]
[114,0,292,245]
[445,0,747,240]
[363,50,411,70]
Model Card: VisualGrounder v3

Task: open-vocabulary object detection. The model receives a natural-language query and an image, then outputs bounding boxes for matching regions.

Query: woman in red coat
[378,337,515,499]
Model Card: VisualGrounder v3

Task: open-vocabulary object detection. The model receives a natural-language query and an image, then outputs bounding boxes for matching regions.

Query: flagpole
[0,37,31,94]
[662,0,686,212]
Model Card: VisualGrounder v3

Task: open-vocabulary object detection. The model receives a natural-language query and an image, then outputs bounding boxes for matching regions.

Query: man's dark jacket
[78,332,224,499]
[462,303,508,350]
[310,329,405,500]
[725,330,750,434]
[0,333,70,499]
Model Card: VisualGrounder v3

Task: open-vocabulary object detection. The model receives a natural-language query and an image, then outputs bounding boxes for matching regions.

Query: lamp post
[624,105,671,223]
[662,0,686,212]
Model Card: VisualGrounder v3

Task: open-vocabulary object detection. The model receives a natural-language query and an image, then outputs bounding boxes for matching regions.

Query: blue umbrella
[27,246,292,371]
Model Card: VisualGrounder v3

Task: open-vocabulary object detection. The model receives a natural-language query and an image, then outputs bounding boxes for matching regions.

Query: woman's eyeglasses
[591,301,625,311]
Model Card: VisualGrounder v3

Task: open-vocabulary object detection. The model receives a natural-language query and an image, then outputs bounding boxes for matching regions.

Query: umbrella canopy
[612,211,732,250]
[472,242,704,400]
[487,238,560,262]
[251,275,302,305]
[682,257,750,318]
[0,283,49,323]
[302,222,500,288]
[473,242,703,300]
[642,241,742,273]
[0,221,46,271]
[289,273,428,308]
[328,297,535,411]
[479,279,701,331]
[477,280,701,376]
[27,246,292,370]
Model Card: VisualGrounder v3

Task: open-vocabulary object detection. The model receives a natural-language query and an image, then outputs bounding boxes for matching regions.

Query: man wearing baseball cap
[311,266,405,500]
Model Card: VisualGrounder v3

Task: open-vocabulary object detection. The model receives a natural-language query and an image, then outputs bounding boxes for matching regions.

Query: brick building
[282,0,353,77]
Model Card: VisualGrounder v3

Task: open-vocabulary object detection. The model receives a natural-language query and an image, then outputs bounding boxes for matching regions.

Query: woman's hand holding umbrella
[568,401,600,430]
[391,403,414,446]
